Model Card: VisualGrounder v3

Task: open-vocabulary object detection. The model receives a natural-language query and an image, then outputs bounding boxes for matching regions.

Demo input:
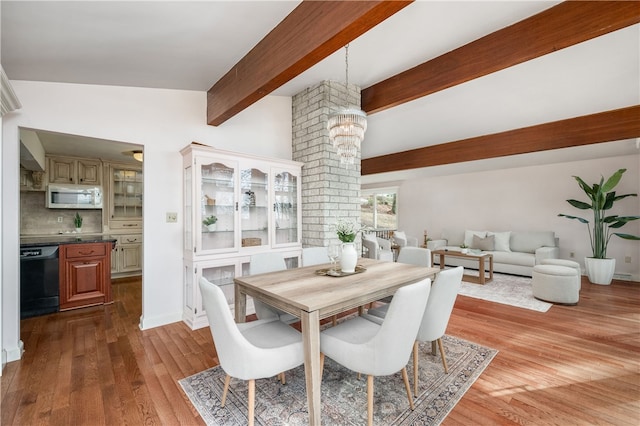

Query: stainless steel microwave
[46,184,103,209]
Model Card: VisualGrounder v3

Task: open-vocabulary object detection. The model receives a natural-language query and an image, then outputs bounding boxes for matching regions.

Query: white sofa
[427,229,560,277]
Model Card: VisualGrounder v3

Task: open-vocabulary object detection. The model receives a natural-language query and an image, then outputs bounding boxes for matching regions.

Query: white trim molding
[1,66,22,115]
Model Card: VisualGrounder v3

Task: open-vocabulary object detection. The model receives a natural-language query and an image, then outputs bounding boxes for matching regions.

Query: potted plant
[558,168,639,285]
[203,215,218,232]
[333,218,365,273]
[459,243,469,254]
[74,212,83,233]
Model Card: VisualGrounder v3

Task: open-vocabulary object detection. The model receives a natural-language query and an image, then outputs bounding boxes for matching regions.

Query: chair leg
[437,338,449,373]
[278,372,286,384]
[431,340,437,355]
[401,368,415,411]
[248,379,255,426]
[413,341,419,396]
[320,352,325,378]
[367,375,374,426]
[221,374,231,407]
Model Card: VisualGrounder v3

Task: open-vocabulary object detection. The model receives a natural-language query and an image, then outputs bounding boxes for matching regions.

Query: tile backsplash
[20,191,103,235]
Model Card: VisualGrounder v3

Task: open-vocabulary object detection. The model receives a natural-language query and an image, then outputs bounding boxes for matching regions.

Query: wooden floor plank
[1,276,638,425]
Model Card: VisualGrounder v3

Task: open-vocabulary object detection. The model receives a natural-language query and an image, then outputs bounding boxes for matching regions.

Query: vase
[75,227,82,233]
[206,224,217,232]
[340,243,358,273]
[584,257,615,285]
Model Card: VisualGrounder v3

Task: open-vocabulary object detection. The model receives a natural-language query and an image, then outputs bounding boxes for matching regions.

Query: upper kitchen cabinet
[48,156,102,185]
[107,163,143,230]
[181,143,302,259]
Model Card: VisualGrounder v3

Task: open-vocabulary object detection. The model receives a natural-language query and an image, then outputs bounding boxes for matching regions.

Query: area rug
[458,271,552,312]
[179,335,497,425]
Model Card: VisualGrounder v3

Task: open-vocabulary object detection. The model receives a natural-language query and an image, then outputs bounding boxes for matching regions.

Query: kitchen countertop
[20,235,118,248]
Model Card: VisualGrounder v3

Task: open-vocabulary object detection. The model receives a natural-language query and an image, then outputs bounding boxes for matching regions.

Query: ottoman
[540,259,582,289]
[532,264,580,305]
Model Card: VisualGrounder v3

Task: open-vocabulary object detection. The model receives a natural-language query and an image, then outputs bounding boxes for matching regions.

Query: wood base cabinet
[111,234,143,277]
[59,242,112,311]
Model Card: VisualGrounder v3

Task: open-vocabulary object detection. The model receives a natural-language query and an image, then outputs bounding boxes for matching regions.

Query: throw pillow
[487,231,511,252]
[464,230,486,247]
[472,234,495,251]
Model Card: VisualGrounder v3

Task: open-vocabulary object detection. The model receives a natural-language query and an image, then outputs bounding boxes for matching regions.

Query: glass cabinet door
[240,166,269,248]
[198,158,237,252]
[272,168,300,246]
[111,167,143,219]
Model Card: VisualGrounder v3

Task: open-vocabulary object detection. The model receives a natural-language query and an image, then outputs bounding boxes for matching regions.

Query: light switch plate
[166,212,178,223]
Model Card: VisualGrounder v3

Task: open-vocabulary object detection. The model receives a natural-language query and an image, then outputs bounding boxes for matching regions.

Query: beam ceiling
[362,106,640,175]
[361,1,640,114]
[206,0,412,126]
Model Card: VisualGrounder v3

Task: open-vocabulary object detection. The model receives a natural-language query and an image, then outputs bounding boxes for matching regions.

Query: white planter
[340,243,358,273]
[584,257,615,285]
[206,224,217,232]
[75,228,82,233]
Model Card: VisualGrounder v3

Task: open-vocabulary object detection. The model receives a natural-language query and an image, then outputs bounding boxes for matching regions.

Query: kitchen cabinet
[48,156,102,185]
[107,163,143,230]
[59,242,112,311]
[180,143,302,329]
[111,234,143,277]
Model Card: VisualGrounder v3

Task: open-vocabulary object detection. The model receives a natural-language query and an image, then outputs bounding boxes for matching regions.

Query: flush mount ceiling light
[132,150,143,162]
[327,44,367,167]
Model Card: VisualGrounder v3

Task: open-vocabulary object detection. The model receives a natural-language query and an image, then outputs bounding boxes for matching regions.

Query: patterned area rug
[179,335,496,425]
[459,272,552,312]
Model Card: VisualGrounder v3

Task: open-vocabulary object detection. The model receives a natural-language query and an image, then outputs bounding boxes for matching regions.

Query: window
[361,188,397,230]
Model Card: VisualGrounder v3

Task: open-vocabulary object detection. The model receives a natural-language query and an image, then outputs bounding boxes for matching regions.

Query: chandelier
[327,44,367,166]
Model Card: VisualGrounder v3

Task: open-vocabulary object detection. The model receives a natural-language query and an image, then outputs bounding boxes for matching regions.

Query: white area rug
[458,272,552,312]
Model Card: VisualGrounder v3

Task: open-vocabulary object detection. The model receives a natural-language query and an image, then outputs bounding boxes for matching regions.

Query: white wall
[2,81,292,361]
[397,155,640,280]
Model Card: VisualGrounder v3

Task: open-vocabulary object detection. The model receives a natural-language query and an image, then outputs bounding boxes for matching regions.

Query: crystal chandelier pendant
[327,45,367,166]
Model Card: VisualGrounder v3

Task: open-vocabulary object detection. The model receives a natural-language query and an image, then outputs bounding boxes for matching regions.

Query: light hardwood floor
[2,275,638,425]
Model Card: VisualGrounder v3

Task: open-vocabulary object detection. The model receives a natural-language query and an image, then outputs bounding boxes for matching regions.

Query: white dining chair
[302,246,330,266]
[396,246,432,267]
[199,277,304,426]
[250,252,298,324]
[319,278,431,426]
[368,266,463,395]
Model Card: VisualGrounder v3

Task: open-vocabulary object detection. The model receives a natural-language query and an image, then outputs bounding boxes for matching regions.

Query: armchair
[362,233,394,262]
[392,231,419,248]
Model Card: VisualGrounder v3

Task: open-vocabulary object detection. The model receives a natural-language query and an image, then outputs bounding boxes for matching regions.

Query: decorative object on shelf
[327,44,367,167]
[333,218,365,273]
[203,215,218,232]
[74,212,83,233]
[558,168,639,285]
[205,195,216,206]
[245,190,256,206]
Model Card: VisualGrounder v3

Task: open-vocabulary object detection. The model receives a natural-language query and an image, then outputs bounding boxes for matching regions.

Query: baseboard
[138,312,183,330]
[4,340,24,363]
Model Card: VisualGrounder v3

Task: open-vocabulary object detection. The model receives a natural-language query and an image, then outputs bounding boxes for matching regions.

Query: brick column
[292,81,362,248]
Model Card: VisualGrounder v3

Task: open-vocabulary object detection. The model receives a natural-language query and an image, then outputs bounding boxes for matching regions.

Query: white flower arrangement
[333,218,365,243]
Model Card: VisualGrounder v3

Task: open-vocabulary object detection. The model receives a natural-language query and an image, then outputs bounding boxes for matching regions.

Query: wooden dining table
[234,257,439,425]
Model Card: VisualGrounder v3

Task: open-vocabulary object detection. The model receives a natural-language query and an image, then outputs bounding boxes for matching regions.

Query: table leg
[478,257,486,285]
[234,285,247,323]
[439,253,446,270]
[489,256,494,282]
[301,310,321,425]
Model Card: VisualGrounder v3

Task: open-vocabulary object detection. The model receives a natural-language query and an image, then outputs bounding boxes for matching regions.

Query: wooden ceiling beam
[361,1,640,114]
[361,105,640,175]
[207,0,412,126]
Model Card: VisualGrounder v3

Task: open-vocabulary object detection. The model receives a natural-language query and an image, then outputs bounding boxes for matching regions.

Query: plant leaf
[601,168,625,192]
[558,214,589,224]
[566,199,591,210]
[573,176,594,198]
[613,233,640,241]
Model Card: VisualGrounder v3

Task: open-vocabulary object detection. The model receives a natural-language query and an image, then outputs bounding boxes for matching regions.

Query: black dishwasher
[20,245,60,319]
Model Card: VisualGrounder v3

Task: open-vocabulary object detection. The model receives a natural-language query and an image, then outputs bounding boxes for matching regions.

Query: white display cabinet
[181,143,303,329]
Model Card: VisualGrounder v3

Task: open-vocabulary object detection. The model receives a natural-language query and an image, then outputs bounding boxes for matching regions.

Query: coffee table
[431,249,493,284]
